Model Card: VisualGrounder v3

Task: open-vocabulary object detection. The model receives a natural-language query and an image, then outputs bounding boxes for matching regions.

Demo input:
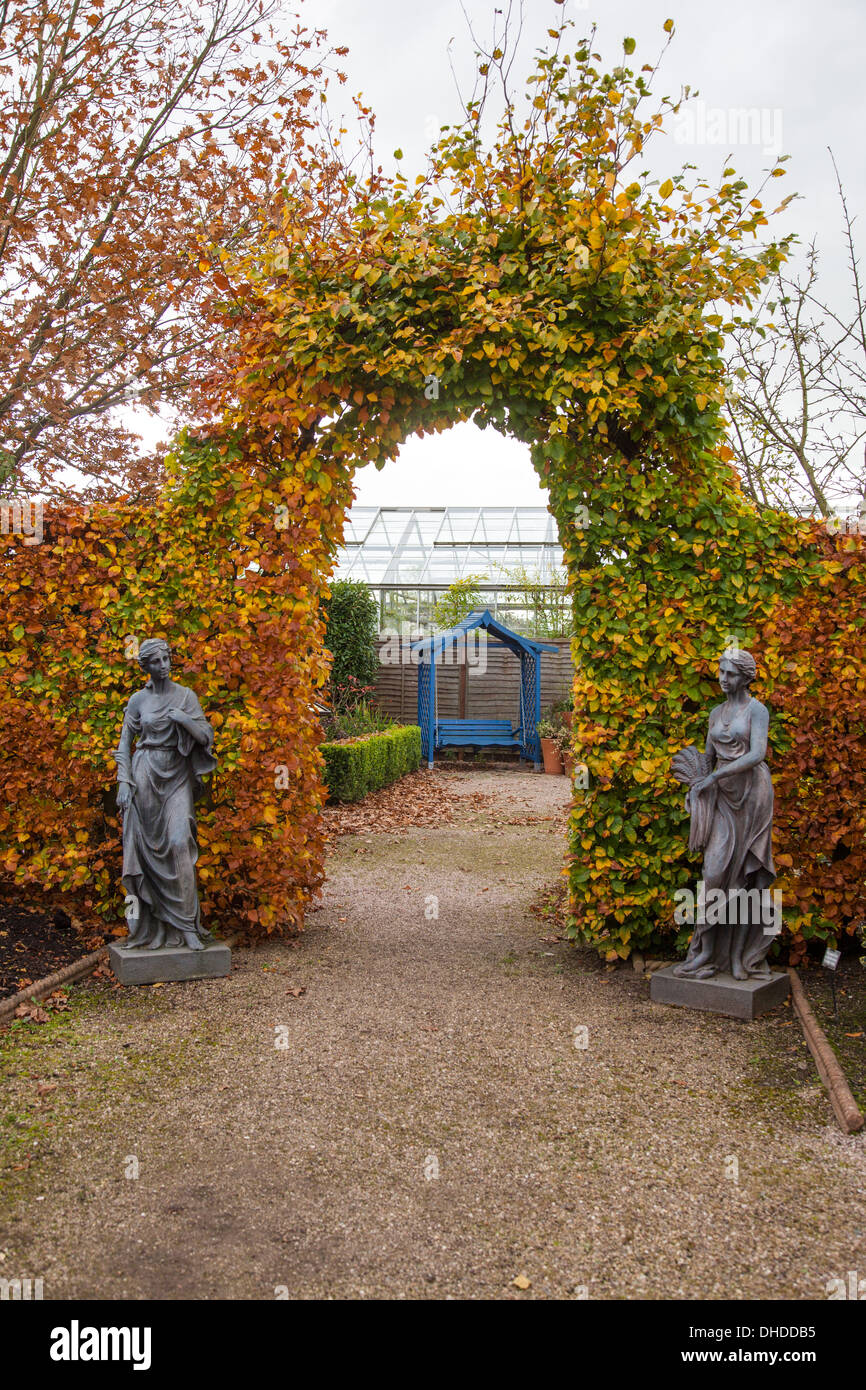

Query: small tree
[323,580,379,709]
[724,157,866,515]
[494,561,572,639]
[432,575,486,630]
[0,0,343,499]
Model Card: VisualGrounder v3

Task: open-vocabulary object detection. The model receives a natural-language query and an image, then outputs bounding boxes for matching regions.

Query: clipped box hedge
[321,724,422,803]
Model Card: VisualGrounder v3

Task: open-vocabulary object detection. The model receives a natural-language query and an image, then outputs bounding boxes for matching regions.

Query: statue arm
[112,703,139,812]
[172,709,210,746]
[171,689,214,751]
[112,706,137,785]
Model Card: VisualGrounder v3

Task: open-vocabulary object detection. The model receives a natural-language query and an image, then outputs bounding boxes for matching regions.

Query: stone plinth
[108,939,231,986]
[650,965,789,1020]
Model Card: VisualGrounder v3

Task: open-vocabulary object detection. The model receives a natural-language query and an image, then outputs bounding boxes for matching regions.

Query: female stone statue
[671,649,778,981]
[113,638,217,951]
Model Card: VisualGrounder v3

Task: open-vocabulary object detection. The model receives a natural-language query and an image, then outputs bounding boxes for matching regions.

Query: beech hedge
[321,725,421,802]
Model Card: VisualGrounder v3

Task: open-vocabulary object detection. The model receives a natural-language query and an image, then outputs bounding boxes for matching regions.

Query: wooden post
[788,967,864,1133]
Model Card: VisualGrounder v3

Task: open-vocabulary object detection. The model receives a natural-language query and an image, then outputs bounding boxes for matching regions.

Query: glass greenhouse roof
[335,506,564,586]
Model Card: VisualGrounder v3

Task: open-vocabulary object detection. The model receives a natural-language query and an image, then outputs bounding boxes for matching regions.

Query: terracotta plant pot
[540,737,563,775]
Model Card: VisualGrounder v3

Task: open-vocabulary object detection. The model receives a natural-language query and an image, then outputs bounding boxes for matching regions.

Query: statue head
[718,647,757,693]
[138,637,171,680]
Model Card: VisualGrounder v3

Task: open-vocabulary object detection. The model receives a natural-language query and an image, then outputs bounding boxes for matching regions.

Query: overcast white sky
[306,0,865,508]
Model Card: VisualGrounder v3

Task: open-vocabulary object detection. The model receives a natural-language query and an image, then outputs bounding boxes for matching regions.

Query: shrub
[321,725,421,802]
[324,580,379,708]
[321,698,393,742]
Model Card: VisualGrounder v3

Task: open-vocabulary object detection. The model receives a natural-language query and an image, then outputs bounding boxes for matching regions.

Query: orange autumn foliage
[758,526,866,959]
[0,433,330,934]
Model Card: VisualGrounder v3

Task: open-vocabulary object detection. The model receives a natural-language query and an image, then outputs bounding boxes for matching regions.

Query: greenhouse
[334,505,570,636]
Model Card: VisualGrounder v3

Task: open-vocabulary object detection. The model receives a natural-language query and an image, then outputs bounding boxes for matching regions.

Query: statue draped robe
[678,697,777,977]
[113,678,217,948]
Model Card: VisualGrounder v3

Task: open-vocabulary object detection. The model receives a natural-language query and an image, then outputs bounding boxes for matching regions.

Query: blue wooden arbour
[411,610,558,770]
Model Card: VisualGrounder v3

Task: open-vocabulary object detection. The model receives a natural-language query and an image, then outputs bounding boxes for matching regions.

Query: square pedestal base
[650,965,789,1020]
[108,940,231,985]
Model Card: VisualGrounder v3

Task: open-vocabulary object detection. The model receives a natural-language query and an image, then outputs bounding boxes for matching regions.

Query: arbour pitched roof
[410,608,558,659]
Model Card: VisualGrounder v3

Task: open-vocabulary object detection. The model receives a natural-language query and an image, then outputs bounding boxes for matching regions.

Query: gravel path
[1,769,864,1300]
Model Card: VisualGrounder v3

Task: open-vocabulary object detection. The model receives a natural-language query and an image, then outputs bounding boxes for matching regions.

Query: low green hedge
[321,724,422,803]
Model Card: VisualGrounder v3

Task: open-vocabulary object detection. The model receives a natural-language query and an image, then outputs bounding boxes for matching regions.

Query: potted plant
[557,724,575,777]
[552,696,574,731]
[537,717,563,775]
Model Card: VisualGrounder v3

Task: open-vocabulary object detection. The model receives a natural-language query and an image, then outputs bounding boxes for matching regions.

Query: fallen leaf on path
[286,986,306,998]
[512,1274,531,1290]
[322,770,455,843]
[14,1002,48,1023]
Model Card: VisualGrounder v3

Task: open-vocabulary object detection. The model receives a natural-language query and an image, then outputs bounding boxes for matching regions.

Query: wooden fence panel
[372,637,574,725]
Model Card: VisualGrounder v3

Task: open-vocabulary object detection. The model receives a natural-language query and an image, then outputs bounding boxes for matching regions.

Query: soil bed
[0,900,105,1001]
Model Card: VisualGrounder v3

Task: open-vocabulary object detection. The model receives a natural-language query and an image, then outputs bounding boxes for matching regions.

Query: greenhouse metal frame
[335,506,569,635]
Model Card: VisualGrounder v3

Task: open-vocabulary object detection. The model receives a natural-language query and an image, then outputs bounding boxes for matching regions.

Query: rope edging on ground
[788,967,864,1134]
[0,932,244,1024]
[0,946,109,1024]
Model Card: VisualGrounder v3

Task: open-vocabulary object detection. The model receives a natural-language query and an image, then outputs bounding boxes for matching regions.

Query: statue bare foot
[673,959,715,978]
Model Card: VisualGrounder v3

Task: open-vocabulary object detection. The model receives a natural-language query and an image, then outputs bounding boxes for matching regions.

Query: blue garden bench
[412,610,558,769]
[436,718,522,750]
